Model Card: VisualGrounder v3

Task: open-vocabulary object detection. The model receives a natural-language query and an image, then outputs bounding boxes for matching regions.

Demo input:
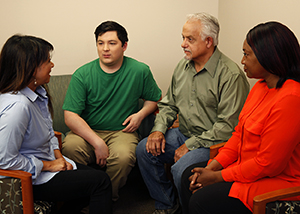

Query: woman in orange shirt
[180,21,300,214]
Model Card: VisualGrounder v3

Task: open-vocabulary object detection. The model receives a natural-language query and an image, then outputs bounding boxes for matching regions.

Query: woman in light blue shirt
[0,35,112,214]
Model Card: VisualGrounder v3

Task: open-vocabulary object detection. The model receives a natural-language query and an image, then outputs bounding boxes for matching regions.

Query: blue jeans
[136,128,209,209]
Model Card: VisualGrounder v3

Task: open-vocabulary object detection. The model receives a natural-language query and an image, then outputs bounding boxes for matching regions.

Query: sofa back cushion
[47,75,72,135]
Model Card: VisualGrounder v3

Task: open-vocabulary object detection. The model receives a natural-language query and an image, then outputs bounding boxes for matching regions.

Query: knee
[180,165,195,193]
[99,171,111,186]
[118,151,136,167]
[61,141,76,157]
[62,133,83,155]
[181,165,194,183]
[93,171,112,193]
[171,163,185,189]
[62,142,81,157]
[170,165,179,180]
[62,139,92,165]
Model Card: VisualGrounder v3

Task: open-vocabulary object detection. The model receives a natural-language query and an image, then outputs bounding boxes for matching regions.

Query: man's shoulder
[218,51,241,73]
[124,56,150,70]
[75,59,99,74]
[174,58,190,70]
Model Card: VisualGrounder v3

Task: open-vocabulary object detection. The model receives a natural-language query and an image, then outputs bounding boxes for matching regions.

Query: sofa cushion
[47,75,72,135]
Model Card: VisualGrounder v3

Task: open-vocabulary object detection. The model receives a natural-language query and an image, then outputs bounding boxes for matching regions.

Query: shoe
[152,202,181,214]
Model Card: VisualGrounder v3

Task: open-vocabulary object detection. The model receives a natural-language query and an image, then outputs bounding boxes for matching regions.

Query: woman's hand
[205,159,223,171]
[42,157,69,172]
[189,167,224,194]
[66,161,73,170]
[42,149,73,172]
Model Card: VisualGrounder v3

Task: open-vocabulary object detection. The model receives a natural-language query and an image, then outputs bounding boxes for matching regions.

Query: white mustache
[183,48,192,53]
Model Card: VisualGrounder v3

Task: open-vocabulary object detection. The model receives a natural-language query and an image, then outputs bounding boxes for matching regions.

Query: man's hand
[122,113,143,133]
[146,131,166,156]
[94,139,109,168]
[174,143,189,162]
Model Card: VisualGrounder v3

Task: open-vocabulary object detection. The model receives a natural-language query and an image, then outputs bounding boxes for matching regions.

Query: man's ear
[206,37,214,49]
[123,42,128,51]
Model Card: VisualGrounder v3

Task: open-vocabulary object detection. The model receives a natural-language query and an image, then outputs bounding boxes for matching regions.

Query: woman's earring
[34,79,37,85]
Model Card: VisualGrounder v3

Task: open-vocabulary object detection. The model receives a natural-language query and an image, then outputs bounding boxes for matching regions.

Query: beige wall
[0,0,218,96]
[1,0,299,93]
[218,0,300,88]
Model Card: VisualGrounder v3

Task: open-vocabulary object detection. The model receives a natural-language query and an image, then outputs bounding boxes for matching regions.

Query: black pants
[33,163,112,214]
[181,162,252,214]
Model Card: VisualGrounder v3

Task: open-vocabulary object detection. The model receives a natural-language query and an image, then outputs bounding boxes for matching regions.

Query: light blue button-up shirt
[0,86,76,185]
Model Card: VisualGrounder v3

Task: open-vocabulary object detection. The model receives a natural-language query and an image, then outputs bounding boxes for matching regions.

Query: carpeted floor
[113,166,155,214]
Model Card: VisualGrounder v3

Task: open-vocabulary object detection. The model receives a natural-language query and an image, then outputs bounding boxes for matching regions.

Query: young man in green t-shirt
[62,21,161,201]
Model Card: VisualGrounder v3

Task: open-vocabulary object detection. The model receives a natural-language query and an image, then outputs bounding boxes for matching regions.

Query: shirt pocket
[244,118,264,135]
[242,118,264,152]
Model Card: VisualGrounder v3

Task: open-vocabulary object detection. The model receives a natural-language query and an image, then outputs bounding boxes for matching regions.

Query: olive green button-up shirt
[152,48,250,150]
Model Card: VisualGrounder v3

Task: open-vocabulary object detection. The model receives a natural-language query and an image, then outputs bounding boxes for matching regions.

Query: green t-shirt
[63,56,161,131]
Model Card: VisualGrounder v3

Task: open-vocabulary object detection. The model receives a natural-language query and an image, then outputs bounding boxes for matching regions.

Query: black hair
[246,22,300,88]
[94,21,128,46]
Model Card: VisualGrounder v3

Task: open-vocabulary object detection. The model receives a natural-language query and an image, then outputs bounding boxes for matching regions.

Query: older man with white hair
[136,12,250,214]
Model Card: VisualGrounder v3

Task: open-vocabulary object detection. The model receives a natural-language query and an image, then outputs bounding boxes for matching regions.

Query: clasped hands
[189,165,224,194]
[42,156,73,172]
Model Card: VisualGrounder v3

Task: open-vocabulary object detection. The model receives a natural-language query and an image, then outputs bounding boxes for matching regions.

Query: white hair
[186,12,220,46]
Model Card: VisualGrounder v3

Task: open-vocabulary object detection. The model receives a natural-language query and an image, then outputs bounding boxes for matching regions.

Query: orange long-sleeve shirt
[215,79,300,211]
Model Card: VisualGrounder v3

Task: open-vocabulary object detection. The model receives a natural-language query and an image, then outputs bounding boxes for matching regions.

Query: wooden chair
[210,142,300,214]
[0,131,62,214]
[0,169,34,214]
[164,114,300,213]
[253,186,300,214]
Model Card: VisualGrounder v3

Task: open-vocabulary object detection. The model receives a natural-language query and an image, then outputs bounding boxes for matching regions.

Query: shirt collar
[20,86,47,102]
[184,47,221,77]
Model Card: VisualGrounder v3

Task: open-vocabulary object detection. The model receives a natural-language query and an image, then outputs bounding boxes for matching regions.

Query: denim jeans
[136,128,209,210]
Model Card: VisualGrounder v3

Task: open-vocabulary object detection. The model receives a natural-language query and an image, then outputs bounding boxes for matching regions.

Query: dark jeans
[136,128,209,210]
[181,162,252,214]
[33,163,112,214]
